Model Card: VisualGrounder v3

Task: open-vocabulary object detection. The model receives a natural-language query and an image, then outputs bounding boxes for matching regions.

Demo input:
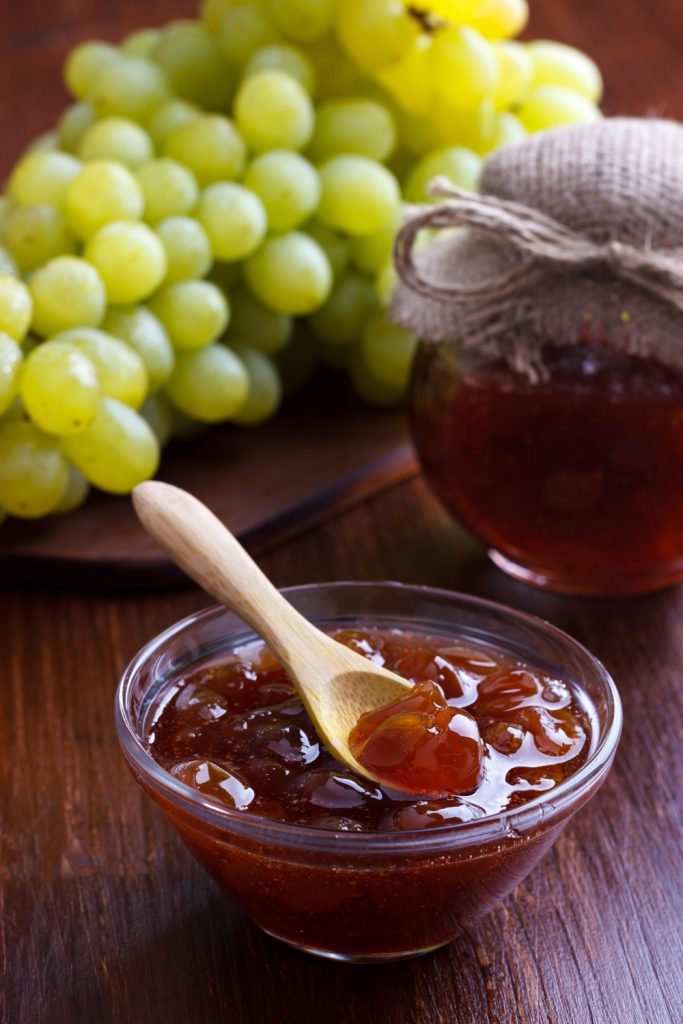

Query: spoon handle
[133,481,326,664]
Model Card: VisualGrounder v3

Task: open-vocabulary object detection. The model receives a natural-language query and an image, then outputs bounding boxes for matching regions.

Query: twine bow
[394,178,683,315]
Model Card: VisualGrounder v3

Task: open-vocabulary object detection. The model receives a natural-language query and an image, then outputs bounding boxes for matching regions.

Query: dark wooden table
[2,2,683,1022]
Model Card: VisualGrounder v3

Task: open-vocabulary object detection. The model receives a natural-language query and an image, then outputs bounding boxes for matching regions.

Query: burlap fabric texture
[391,118,683,379]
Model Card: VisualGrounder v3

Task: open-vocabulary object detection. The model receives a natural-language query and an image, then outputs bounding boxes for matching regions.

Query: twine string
[394,177,683,314]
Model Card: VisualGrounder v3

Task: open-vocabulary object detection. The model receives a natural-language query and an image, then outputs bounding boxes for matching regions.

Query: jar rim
[115,581,622,855]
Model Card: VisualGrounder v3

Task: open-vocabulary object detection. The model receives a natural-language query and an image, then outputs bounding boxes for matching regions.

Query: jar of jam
[393,118,683,594]
[409,330,683,594]
[116,582,621,962]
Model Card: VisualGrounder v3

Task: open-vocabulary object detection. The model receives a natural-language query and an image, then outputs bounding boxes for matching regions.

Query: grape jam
[410,342,683,594]
[349,680,484,797]
[149,627,591,830]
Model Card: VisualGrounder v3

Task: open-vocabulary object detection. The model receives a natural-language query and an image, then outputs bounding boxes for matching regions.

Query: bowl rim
[115,580,622,855]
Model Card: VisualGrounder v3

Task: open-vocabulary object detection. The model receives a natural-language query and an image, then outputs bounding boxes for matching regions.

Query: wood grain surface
[2,2,683,1023]
[0,385,415,587]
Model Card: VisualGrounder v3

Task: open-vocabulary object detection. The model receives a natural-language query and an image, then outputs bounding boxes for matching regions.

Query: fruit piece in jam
[348,681,483,796]
[149,627,591,831]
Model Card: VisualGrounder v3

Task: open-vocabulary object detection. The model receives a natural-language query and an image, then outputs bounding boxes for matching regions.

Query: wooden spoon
[132,481,412,783]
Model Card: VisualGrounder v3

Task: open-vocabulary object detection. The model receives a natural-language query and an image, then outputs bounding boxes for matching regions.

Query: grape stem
[407,6,446,32]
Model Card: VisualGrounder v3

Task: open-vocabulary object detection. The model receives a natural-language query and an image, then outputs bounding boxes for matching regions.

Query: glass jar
[116,582,621,962]
[410,332,683,595]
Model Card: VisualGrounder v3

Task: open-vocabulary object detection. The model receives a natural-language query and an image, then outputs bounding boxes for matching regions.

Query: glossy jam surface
[411,342,683,593]
[349,681,483,797]
[149,627,591,831]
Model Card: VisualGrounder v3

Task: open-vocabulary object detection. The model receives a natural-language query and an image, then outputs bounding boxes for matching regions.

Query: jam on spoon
[348,681,483,797]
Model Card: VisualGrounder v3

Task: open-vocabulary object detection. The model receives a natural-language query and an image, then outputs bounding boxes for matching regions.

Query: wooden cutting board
[0,381,418,588]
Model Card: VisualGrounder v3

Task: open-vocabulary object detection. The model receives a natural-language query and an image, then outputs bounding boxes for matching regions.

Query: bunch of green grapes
[0,0,603,521]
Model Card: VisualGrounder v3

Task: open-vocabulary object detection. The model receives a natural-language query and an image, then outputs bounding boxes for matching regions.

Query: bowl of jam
[115,582,621,962]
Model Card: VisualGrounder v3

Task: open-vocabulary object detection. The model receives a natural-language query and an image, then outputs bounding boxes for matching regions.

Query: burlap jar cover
[391,118,683,380]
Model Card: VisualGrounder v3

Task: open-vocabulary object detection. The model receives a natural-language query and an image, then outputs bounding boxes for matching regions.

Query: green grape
[149,280,230,351]
[396,108,440,157]
[20,339,100,435]
[145,99,200,148]
[267,0,334,43]
[431,26,499,109]
[200,0,234,34]
[427,0,528,39]
[53,465,90,513]
[527,41,603,103]
[308,99,397,164]
[165,344,249,422]
[244,44,316,95]
[23,131,59,156]
[152,21,236,109]
[0,334,23,415]
[84,221,167,304]
[478,0,529,39]
[351,348,404,407]
[136,159,199,226]
[404,146,482,204]
[218,5,276,68]
[430,95,497,152]
[0,396,25,424]
[156,216,212,282]
[102,306,175,391]
[487,111,527,151]
[0,245,18,276]
[88,55,169,120]
[318,156,400,236]
[64,41,119,99]
[54,327,148,409]
[376,36,434,116]
[245,232,332,315]
[274,326,318,395]
[4,204,76,273]
[304,222,350,282]
[121,28,162,59]
[65,160,144,239]
[196,183,267,261]
[30,256,106,337]
[8,151,82,207]
[375,262,397,306]
[243,151,320,232]
[493,40,534,109]
[235,71,314,154]
[0,274,33,342]
[225,290,292,354]
[78,116,153,167]
[348,210,401,274]
[360,312,417,390]
[0,196,12,236]
[0,419,69,517]
[518,85,601,133]
[57,102,96,153]
[305,35,369,102]
[336,0,418,72]
[140,392,174,446]
[309,271,378,345]
[230,341,282,424]
[63,396,159,493]
[164,115,246,185]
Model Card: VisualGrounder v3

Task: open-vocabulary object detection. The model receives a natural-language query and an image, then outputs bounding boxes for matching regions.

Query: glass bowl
[115,582,622,963]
